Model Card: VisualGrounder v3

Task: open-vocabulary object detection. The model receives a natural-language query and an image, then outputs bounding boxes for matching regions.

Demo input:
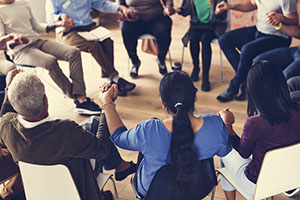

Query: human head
[0,0,15,4]
[8,72,46,118]
[159,71,197,114]
[247,60,297,124]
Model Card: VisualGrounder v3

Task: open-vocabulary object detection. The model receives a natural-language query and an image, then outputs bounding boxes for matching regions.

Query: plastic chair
[19,161,118,200]
[127,34,173,76]
[217,142,300,200]
[132,158,217,200]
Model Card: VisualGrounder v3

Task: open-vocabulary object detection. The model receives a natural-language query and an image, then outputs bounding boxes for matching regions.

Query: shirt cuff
[110,126,127,141]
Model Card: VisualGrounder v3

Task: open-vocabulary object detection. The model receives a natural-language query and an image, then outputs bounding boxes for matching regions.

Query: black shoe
[102,190,114,200]
[235,82,247,101]
[130,60,141,78]
[117,78,136,92]
[201,81,211,92]
[157,59,167,75]
[217,89,237,103]
[191,67,200,82]
[75,98,101,115]
[115,161,137,181]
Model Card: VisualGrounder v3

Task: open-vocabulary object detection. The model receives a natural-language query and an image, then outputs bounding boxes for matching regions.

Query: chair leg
[219,48,224,83]
[168,50,173,68]
[127,57,131,76]
[109,176,119,199]
[210,186,216,200]
[181,46,185,67]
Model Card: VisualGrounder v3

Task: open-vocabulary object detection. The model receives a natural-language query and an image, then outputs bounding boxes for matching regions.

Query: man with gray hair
[0,70,136,200]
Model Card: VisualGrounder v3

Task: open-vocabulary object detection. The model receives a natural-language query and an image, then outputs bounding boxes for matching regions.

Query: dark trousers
[189,28,217,80]
[121,14,172,64]
[0,75,6,106]
[218,26,291,92]
[254,46,300,80]
[288,76,300,103]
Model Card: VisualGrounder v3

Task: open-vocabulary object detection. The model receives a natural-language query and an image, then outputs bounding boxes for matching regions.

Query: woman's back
[111,114,232,196]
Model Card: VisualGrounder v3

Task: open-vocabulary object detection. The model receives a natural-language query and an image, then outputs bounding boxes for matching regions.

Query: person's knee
[44,56,59,71]
[218,33,229,48]
[66,47,81,61]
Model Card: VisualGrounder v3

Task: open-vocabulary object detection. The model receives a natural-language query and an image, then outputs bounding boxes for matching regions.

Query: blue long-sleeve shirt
[46,0,119,32]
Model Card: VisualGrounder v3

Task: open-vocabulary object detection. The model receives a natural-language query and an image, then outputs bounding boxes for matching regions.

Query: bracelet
[225,123,233,127]
[101,101,115,110]
[275,22,282,30]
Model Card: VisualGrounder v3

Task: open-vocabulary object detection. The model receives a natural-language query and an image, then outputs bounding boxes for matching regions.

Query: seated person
[0,34,28,105]
[0,70,137,200]
[218,61,300,200]
[46,0,136,96]
[119,0,175,78]
[0,0,101,115]
[177,0,228,91]
[99,71,232,198]
[254,22,300,80]
[215,0,298,102]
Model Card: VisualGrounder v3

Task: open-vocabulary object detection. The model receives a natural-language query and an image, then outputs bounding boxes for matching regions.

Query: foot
[216,89,237,103]
[115,161,137,181]
[201,81,211,92]
[101,190,113,200]
[235,82,247,101]
[157,59,167,75]
[130,60,141,78]
[284,188,300,197]
[75,98,101,115]
[117,78,136,92]
[190,67,200,82]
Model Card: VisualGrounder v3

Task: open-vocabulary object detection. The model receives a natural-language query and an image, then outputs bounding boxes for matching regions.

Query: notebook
[78,26,112,41]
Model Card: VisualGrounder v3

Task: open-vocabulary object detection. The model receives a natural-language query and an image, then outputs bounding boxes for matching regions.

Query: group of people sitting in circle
[1,0,300,199]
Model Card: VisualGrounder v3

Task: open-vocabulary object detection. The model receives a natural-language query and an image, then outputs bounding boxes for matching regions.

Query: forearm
[102,103,125,135]
[281,13,299,25]
[281,24,300,39]
[229,1,256,12]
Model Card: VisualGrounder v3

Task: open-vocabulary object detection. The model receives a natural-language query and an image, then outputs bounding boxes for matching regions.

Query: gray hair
[8,72,45,118]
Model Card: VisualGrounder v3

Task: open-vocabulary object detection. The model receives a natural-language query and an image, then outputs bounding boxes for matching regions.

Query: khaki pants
[13,39,86,98]
[0,149,25,200]
[60,28,118,79]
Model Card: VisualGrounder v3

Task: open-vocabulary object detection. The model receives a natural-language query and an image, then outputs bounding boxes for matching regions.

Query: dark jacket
[179,0,228,37]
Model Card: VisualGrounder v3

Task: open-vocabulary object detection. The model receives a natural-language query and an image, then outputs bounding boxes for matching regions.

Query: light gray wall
[27,0,46,23]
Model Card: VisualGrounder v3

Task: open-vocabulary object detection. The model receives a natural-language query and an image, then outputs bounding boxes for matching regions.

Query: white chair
[217,143,300,200]
[19,161,118,200]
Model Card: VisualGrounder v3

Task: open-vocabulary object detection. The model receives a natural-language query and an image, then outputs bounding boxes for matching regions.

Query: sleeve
[110,120,149,152]
[91,0,119,13]
[233,118,257,158]
[27,5,47,33]
[178,0,192,17]
[46,0,62,24]
[281,0,297,15]
[216,117,233,157]
[63,121,111,160]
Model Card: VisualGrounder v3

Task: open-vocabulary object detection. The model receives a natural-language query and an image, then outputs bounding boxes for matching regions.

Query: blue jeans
[218,26,291,91]
[79,116,122,176]
[287,76,300,103]
[254,46,300,80]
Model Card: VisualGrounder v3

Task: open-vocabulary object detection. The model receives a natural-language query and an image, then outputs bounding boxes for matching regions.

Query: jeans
[218,26,291,92]
[121,14,172,64]
[79,116,122,176]
[287,76,300,103]
[254,46,300,80]
[189,28,217,79]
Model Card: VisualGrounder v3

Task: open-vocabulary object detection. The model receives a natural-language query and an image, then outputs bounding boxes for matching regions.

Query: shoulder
[201,114,223,125]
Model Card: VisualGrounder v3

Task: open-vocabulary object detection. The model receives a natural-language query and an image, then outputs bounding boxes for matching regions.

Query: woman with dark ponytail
[99,71,232,199]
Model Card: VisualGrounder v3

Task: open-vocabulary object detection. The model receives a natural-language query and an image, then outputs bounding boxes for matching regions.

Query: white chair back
[254,143,300,200]
[19,161,81,200]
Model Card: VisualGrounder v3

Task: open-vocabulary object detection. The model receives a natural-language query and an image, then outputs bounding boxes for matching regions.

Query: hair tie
[174,102,183,108]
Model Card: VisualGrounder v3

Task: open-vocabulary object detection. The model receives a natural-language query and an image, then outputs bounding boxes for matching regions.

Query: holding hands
[0,33,29,51]
[216,1,230,15]
[163,4,176,16]
[266,12,282,27]
[218,108,237,136]
[59,14,74,30]
[99,83,118,107]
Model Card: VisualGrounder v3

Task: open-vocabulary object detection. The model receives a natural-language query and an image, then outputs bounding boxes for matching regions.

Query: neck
[22,111,49,122]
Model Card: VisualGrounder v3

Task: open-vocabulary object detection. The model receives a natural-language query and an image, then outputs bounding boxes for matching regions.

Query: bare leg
[224,190,236,200]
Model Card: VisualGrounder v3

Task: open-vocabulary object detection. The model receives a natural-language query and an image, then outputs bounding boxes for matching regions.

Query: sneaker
[157,59,167,75]
[284,188,300,197]
[117,78,136,92]
[115,161,137,181]
[130,60,141,78]
[75,98,101,115]
[102,190,114,200]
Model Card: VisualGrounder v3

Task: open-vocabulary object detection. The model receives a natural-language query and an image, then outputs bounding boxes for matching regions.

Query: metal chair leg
[109,176,119,198]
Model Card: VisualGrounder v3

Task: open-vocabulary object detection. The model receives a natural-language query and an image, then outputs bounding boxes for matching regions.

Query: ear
[159,97,166,109]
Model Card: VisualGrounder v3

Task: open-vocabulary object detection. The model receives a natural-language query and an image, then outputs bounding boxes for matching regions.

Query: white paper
[78,26,112,42]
